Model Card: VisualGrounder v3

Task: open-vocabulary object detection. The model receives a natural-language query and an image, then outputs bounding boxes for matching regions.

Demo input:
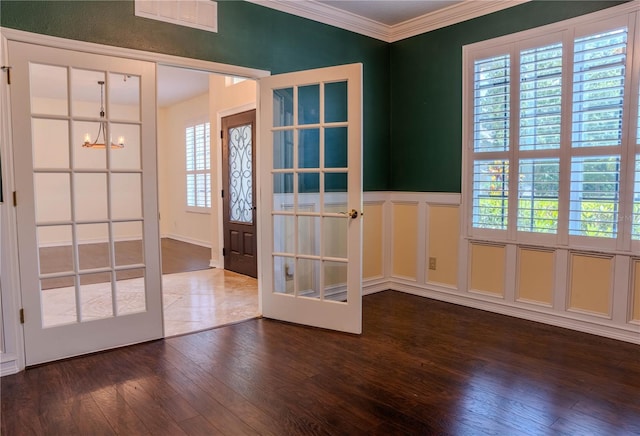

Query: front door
[9,41,162,365]
[259,63,363,334]
[222,110,258,278]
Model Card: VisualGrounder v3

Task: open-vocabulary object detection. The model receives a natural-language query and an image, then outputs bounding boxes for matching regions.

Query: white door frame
[0,27,269,374]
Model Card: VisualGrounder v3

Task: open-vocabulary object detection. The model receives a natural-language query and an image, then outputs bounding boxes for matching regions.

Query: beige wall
[365,193,637,343]
[469,243,505,297]
[427,205,458,286]
[392,202,418,279]
[363,203,384,279]
[157,93,212,247]
[158,77,258,255]
[569,253,612,316]
[517,248,554,305]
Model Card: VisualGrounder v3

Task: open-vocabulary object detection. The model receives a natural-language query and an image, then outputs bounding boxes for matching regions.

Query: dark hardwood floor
[2,291,639,435]
[39,238,211,289]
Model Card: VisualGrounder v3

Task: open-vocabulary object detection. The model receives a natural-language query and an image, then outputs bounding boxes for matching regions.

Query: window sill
[186,208,211,215]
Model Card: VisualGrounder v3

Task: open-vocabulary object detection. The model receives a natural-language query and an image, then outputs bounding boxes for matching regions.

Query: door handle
[339,209,359,219]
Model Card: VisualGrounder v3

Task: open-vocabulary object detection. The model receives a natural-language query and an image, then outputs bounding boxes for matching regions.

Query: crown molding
[389,0,529,42]
[246,0,390,41]
[246,0,529,43]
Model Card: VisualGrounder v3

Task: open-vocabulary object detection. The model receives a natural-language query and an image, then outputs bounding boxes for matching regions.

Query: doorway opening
[156,65,259,337]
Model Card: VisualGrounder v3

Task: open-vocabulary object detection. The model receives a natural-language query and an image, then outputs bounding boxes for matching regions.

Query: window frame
[185,119,211,213]
[462,4,640,253]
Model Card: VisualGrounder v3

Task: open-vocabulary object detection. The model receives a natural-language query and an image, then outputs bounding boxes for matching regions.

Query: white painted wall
[157,92,212,247]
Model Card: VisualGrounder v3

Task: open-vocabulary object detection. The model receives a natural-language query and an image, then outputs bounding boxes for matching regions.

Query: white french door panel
[259,63,363,334]
[9,40,162,365]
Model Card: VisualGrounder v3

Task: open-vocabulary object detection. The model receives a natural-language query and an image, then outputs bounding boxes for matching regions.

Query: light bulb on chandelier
[82,80,125,149]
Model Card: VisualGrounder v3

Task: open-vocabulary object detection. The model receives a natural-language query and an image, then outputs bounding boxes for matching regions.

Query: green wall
[389,0,629,192]
[0,0,390,190]
[1,1,631,193]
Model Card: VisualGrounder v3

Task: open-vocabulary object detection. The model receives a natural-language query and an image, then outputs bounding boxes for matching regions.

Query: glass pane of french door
[260,64,362,334]
[10,41,162,365]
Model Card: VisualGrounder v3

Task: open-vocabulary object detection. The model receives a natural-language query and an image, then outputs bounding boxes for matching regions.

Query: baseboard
[363,280,391,296]
[163,234,212,249]
[209,259,222,268]
[0,354,20,376]
[386,280,640,345]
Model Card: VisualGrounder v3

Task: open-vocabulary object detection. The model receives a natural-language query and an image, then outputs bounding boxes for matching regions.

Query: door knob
[339,209,359,219]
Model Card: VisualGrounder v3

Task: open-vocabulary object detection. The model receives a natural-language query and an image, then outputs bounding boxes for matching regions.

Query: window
[186,122,211,210]
[225,76,247,86]
[465,6,640,251]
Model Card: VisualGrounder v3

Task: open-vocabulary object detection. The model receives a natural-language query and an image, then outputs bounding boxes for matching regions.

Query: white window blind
[473,55,510,153]
[472,159,509,230]
[634,91,640,241]
[516,42,563,235]
[571,29,627,149]
[632,154,640,240]
[472,54,510,230]
[518,158,560,233]
[186,122,211,209]
[569,155,620,238]
[465,8,639,251]
[520,43,563,151]
[569,28,627,238]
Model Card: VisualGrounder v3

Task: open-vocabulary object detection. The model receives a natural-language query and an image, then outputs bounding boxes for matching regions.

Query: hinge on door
[220,130,224,139]
[221,190,224,198]
[12,191,17,207]
[222,248,226,256]
[1,66,12,85]
[19,308,24,324]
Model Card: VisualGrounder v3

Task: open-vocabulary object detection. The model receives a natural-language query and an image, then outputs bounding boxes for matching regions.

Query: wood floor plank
[161,358,284,435]
[118,380,188,436]
[134,375,200,423]
[91,386,152,435]
[177,415,225,436]
[3,291,639,435]
[162,341,322,435]
[549,408,636,435]
[68,393,116,436]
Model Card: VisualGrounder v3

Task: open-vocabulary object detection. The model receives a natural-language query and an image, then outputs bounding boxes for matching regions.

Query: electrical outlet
[429,257,437,270]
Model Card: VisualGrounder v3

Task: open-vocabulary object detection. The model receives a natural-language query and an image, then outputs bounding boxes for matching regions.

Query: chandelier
[82,80,125,149]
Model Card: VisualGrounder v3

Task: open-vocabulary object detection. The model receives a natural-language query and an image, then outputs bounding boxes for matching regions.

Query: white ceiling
[248,0,527,42]
[157,65,212,107]
[316,0,463,26]
[28,64,216,108]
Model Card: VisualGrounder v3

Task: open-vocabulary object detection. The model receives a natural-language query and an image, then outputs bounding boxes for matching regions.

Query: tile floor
[162,268,259,336]
[41,268,259,337]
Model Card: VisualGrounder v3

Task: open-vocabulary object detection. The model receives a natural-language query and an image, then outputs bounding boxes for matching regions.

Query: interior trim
[0,27,270,79]
[246,0,529,42]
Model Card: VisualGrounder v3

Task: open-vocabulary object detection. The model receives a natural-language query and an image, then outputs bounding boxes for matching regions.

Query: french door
[9,41,163,365]
[259,63,363,334]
